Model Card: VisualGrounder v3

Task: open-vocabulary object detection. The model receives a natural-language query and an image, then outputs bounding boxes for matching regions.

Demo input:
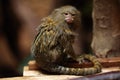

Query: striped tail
[40,55,102,75]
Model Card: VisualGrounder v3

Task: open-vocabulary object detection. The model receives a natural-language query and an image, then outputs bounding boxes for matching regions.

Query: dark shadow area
[0,0,22,77]
[0,0,93,77]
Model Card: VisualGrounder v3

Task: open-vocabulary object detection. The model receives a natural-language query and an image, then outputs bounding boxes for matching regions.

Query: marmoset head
[50,5,81,25]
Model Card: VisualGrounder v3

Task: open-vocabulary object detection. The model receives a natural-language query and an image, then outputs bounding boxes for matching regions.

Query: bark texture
[92,0,120,58]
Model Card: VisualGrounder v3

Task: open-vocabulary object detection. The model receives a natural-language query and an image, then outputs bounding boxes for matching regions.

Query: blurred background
[0,0,92,77]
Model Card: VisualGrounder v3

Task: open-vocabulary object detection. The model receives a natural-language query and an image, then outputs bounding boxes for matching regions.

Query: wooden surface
[23,57,120,77]
[23,65,120,77]
[0,58,120,80]
[0,71,120,80]
[23,65,120,80]
[28,57,120,70]
[0,76,81,80]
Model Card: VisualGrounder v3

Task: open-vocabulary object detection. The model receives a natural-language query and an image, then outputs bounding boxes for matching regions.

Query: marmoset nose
[65,14,74,23]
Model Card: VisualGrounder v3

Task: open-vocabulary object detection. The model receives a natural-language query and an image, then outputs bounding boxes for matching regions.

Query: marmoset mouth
[65,18,74,23]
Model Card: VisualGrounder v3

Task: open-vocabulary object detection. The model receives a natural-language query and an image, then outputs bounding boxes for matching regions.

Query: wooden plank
[23,65,120,80]
[23,65,120,77]
[1,72,120,80]
[23,57,120,78]
[23,66,45,76]
[23,60,120,80]
[28,57,120,70]
[0,76,81,80]
[98,57,120,67]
